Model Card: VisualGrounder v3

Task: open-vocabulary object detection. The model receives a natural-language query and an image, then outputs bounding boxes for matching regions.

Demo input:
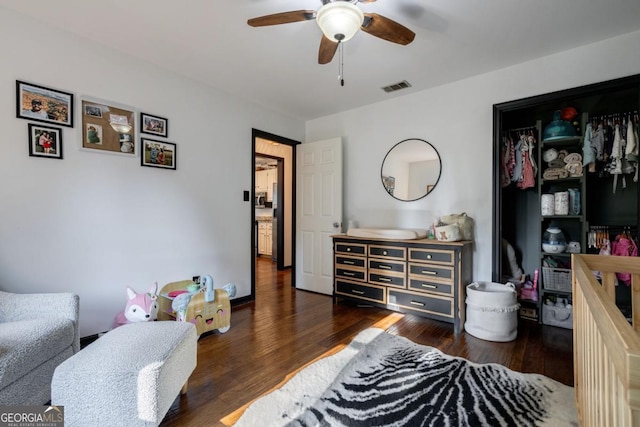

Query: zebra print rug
[234,328,578,427]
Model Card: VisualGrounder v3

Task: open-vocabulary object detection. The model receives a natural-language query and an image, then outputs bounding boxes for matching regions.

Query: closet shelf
[541,177,583,184]
[540,252,572,257]
[541,215,583,220]
[540,136,582,147]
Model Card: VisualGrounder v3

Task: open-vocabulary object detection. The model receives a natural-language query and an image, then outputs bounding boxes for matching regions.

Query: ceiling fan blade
[361,13,415,45]
[318,35,339,64]
[248,10,315,27]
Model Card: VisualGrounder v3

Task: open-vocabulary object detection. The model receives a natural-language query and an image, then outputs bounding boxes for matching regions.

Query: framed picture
[81,99,135,155]
[382,175,395,195]
[141,138,176,170]
[140,113,168,137]
[84,104,103,118]
[16,81,74,127]
[28,123,63,159]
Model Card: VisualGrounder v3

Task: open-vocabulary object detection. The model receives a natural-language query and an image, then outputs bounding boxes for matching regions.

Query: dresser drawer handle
[378,277,392,282]
[379,265,392,270]
[382,250,388,255]
[421,270,437,275]
[426,254,432,259]
[343,271,355,277]
[346,247,351,252]
[343,260,355,265]
[421,284,437,289]
[410,300,425,307]
[352,290,365,295]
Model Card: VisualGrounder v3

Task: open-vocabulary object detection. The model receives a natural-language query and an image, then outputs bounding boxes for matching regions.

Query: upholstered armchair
[0,290,79,405]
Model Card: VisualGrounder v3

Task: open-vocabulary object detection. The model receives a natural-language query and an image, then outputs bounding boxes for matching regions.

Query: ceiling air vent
[381,80,412,93]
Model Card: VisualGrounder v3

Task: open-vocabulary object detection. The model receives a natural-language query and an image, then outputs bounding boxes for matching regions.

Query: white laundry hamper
[465,282,520,342]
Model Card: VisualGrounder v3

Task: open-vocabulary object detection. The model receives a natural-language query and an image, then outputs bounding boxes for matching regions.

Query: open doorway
[252,129,299,300]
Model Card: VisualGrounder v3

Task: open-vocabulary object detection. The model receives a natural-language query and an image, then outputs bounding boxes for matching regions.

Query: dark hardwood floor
[161,257,573,426]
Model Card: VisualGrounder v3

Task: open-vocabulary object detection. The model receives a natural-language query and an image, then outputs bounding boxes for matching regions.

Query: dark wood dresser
[332,234,473,333]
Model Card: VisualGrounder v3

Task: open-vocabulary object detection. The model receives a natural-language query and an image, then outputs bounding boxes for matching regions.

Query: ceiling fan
[247,0,415,65]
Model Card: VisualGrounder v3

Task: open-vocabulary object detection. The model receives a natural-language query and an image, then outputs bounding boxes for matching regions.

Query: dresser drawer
[336,279,385,303]
[408,263,454,285]
[407,278,453,297]
[369,245,406,261]
[335,242,367,256]
[369,258,405,275]
[335,267,366,282]
[336,255,366,269]
[369,272,405,288]
[408,248,454,265]
[388,289,453,318]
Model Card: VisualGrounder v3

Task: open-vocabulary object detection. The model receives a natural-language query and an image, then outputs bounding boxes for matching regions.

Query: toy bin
[465,282,520,342]
[542,301,573,329]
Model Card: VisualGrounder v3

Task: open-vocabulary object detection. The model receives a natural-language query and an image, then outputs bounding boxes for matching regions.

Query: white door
[295,137,343,295]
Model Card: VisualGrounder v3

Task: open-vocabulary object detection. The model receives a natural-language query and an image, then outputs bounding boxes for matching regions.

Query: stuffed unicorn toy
[112,283,159,329]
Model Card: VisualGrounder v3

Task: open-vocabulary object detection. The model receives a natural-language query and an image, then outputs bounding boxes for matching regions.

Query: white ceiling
[3,0,640,121]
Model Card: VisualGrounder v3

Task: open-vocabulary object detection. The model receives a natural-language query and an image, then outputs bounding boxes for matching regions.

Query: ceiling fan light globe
[316,2,364,43]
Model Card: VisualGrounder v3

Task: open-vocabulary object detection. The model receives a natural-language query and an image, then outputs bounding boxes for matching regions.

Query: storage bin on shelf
[465,282,520,342]
[542,300,573,329]
[542,266,572,292]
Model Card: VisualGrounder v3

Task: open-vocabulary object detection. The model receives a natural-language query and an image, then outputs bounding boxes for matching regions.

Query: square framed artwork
[140,113,168,138]
[81,99,135,155]
[141,138,176,170]
[16,80,74,127]
[28,123,63,159]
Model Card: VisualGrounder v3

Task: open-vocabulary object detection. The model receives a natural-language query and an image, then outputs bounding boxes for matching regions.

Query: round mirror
[381,138,442,201]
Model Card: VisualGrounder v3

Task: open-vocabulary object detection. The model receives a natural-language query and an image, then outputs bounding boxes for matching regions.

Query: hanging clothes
[605,119,615,159]
[517,134,536,189]
[609,123,624,193]
[625,116,639,182]
[593,238,611,281]
[591,122,605,161]
[611,232,638,286]
[511,136,524,184]
[582,122,596,172]
[501,136,513,187]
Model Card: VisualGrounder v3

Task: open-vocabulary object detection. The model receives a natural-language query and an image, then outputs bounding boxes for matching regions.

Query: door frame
[251,129,300,299]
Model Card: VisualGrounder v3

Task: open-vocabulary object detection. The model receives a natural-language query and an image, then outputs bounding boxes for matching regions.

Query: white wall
[306,30,640,283]
[0,8,304,337]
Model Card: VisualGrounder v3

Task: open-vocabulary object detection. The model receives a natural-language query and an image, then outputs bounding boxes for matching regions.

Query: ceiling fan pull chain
[339,42,345,87]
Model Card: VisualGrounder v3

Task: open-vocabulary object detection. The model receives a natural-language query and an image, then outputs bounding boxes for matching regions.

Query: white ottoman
[52,321,197,427]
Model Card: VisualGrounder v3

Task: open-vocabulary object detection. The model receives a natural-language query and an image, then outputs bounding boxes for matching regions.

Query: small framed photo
[140,113,168,137]
[85,123,104,145]
[84,104,103,118]
[17,80,74,127]
[141,138,176,170]
[28,123,63,159]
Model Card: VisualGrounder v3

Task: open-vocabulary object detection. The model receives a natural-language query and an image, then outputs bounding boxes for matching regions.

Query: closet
[493,74,640,325]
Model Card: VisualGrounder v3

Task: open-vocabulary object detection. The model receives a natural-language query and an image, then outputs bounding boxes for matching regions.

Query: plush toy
[112,283,159,329]
[223,282,237,298]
